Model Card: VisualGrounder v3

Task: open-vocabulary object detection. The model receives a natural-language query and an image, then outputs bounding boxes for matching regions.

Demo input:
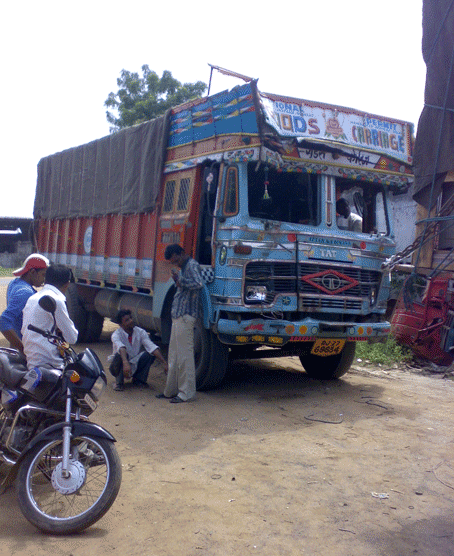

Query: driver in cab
[336,198,363,233]
[21,264,78,370]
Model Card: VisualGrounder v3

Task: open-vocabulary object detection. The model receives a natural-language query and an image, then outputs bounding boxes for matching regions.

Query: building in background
[0,217,33,268]
[391,0,454,365]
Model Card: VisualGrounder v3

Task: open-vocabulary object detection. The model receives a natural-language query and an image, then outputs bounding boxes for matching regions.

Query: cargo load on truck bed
[34,113,170,219]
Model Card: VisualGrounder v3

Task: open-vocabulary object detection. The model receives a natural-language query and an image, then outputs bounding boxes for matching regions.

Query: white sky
[1,0,426,218]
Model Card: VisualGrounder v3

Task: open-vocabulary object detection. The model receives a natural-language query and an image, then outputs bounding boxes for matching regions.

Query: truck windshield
[247,164,320,225]
[335,178,389,235]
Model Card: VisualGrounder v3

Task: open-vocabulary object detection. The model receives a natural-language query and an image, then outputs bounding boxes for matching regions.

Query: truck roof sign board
[260,92,413,165]
[34,82,413,221]
[168,83,413,164]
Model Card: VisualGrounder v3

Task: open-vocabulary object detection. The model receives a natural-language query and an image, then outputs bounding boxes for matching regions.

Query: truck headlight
[246,285,267,302]
[370,287,377,306]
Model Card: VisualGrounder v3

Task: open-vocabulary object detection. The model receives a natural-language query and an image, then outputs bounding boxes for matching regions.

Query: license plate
[310,339,345,357]
[84,394,97,411]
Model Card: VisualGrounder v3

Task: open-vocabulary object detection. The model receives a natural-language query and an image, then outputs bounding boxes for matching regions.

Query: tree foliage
[105,65,206,132]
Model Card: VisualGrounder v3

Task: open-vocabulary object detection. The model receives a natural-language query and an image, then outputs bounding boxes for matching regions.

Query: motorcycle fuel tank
[17,367,62,403]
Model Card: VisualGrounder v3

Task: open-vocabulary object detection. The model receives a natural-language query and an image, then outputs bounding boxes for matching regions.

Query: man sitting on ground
[109,309,168,391]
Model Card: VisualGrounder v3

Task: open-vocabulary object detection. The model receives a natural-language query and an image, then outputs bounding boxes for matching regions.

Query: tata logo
[320,249,336,258]
[302,270,359,295]
[321,274,344,290]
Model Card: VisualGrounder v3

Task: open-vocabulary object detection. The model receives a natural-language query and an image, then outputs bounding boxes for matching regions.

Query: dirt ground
[1,282,454,555]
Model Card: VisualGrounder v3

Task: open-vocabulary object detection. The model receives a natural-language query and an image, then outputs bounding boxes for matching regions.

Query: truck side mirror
[203,166,219,194]
[203,165,219,218]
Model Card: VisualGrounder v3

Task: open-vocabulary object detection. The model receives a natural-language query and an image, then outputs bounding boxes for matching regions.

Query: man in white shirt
[109,309,168,391]
[22,264,78,370]
[336,198,363,233]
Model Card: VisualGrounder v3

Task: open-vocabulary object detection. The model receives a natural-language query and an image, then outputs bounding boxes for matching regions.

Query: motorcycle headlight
[90,376,106,402]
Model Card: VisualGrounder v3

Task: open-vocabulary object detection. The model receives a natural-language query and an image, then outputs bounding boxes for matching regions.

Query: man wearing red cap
[0,253,49,352]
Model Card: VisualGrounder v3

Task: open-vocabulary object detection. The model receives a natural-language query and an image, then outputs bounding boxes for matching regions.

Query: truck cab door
[197,164,220,265]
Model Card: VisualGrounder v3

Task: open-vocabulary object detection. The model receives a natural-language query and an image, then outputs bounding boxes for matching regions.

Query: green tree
[105,65,206,132]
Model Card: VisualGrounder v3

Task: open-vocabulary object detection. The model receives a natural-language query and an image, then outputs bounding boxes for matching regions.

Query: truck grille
[244,261,381,310]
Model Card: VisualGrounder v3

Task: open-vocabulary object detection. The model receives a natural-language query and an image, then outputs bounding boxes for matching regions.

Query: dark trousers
[109,352,154,387]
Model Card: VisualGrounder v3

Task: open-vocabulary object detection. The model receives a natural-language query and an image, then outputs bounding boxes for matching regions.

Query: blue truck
[34,80,414,388]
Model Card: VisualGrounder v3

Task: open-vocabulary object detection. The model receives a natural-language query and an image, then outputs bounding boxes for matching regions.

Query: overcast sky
[1,0,425,218]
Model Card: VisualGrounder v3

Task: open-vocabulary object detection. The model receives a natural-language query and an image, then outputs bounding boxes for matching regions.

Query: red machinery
[391,273,454,365]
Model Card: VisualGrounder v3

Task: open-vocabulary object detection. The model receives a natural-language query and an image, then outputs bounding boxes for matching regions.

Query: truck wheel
[65,284,88,343]
[65,285,103,343]
[84,311,104,343]
[194,321,229,390]
[299,342,356,380]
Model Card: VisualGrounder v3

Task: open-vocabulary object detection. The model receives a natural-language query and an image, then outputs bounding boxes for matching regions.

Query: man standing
[156,244,203,403]
[109,309,168,391]
[21,264,78,370]
[0,253,49,352]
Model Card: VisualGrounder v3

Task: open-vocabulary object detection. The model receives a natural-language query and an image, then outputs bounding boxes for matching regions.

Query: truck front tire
[299,342,356,380]
[194,320,229,390]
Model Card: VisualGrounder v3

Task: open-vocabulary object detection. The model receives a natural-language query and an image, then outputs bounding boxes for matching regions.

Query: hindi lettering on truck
[33,81,414,388]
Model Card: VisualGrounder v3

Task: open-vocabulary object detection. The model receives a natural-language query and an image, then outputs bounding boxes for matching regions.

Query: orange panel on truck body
[155,168,201,284]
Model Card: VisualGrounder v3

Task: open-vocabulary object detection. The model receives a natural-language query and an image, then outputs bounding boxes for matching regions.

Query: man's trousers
[164,315,196,401]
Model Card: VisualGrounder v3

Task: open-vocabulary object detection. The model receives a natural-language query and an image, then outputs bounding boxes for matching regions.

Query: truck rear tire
[84,311,104,343]
[66,284,88,343]
[299,342,356,380]
[194,321,229,390]
[66,284,103,343]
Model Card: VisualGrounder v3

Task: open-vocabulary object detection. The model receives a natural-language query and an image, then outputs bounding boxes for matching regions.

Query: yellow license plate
[310,339,346,357]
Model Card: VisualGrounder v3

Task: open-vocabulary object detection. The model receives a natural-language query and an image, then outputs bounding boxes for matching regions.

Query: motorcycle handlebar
[27,323,50,337]
[27,324,73,361]
[27,324,65,343]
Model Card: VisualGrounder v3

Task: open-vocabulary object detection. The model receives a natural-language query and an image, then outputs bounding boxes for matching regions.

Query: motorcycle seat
[0,353,28,389]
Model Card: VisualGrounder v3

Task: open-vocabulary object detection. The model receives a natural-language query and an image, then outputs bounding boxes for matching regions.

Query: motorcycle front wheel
[16,435,122,534]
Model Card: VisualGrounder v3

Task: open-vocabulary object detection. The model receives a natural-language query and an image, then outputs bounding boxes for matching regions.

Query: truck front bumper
[216,316,391,346]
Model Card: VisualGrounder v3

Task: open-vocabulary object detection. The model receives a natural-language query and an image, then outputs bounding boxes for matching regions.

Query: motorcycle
[0,295,122,534]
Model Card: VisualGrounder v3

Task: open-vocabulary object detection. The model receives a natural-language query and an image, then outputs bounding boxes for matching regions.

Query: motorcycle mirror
[38,295,57,314]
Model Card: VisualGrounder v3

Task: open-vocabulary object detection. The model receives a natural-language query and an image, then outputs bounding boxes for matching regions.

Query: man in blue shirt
[0,253,49,352]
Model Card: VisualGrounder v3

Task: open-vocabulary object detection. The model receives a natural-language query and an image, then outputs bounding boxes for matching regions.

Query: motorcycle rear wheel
[17,435,122,534]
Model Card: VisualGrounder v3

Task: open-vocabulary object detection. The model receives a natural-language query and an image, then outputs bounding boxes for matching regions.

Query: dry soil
[0,284,454,556]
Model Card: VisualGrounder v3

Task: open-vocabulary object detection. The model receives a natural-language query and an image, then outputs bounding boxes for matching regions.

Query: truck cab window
[248,164,319,225]
[163,180,176,213]
[177,178,191,211]
[224,167,239,216]
[336,178,389,235]
[163,176,192,214]
[375,191,387,235]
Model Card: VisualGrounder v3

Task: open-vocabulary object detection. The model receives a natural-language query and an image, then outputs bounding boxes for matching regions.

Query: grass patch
[0,267,13,277]
[355,335,413,366]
